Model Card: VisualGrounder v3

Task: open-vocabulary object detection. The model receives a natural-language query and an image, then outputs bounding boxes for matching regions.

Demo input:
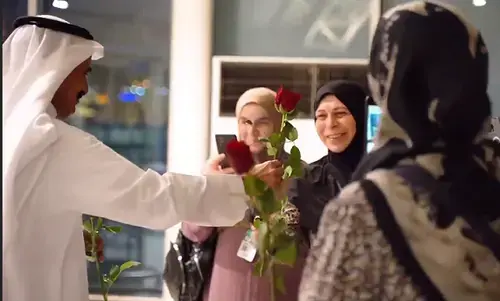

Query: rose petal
[225,139,254,174]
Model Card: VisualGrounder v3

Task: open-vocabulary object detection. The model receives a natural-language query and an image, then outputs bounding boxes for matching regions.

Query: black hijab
[289,81,368,236]
[313,80,368,185]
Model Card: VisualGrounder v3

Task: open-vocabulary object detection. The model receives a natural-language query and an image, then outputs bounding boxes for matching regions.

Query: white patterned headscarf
[351,0,500,298]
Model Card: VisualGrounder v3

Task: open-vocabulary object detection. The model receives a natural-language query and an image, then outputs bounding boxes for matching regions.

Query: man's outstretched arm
[45,128,250,230]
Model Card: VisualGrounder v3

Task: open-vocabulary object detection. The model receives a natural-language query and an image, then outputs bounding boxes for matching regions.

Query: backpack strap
[392,164,440,194]
[360,178,446,301]
[393,165,500,260]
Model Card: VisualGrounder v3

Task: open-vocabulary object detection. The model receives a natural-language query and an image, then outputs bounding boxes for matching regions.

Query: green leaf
[258,189,281,215]
[290,145,301,161]
[270,232,294,250]
[109,265,120,282]
[283,165,293,179]
[275,274,286,294]
[253,218,263,229]
[103,225,122,234]
[266,145,278,157]
[273,240,297,266]
[285,110,298,121]
[268,133,283,147]
[103,275,111,284]
[120,260,141,272]
[286,146,303,178]
[292,165,304,177]
[102,261,140,286]
[96,218,104,230]
[282,121,298,142]
[253,255,270,277]
[270,218,287,235]
[243,175,266,197]
[259,138,270,143]
[82,220,92,233]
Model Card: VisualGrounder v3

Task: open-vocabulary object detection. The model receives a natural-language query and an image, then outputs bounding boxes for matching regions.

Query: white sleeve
[47,128,248,230]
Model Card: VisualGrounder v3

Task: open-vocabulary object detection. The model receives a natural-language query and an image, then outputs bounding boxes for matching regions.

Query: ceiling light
[52,0,69,10]
[473,0,486,7]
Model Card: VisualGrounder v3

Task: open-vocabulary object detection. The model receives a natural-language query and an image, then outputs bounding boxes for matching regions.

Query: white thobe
[3,106,248,301]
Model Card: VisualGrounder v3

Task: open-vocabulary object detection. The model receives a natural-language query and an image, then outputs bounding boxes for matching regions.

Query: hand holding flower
[203,153,235,175]
[225,139,284,188]
[249,160,284,189]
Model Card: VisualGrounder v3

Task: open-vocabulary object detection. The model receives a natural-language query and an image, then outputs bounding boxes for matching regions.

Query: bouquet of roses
[225,86,303,301]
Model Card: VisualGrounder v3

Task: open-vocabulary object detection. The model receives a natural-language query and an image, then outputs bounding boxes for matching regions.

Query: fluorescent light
[52,0,69,10]
[473,0,486,7]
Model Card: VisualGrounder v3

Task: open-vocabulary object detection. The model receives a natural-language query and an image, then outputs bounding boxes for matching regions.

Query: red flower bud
[225,139,255,174]
[275,86,301,113]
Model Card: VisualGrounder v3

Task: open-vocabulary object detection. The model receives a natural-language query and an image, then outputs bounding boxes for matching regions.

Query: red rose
[225,139,255,174]
[275,86,301,113]
[84,231,104,263]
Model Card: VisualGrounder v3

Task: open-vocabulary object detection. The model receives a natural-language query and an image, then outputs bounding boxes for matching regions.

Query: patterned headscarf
[368,1,490,149]
[355,0,500,248]
[350,1,500,298]
[298,3,500,301]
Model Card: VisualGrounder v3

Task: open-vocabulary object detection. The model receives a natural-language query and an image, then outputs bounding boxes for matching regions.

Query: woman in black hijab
[300,2,500,301]
[289,80,367,237]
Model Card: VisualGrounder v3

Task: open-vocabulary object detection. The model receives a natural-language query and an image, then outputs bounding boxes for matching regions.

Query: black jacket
[288,155,350,237]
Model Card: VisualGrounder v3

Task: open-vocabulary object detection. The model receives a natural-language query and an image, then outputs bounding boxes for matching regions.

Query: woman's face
[315,95,357,153]
[238,103,275,154]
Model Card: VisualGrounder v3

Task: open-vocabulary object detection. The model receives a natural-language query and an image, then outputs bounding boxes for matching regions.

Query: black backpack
[163,230,218,301]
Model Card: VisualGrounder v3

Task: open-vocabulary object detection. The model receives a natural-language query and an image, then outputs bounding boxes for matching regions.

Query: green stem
[275,113,287,160]
[90,217,108,301]
[270,263,276,301]
[269,111,287,301]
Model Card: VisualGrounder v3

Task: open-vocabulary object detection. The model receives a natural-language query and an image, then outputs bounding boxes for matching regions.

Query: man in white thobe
[2,15,283,301]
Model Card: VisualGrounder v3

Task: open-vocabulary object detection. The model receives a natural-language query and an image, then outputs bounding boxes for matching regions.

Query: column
[167,0,213,175]
[28,0,37,15]
[163,1,213,301]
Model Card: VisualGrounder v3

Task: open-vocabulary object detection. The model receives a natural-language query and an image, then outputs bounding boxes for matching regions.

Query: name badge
[236,228,257,262]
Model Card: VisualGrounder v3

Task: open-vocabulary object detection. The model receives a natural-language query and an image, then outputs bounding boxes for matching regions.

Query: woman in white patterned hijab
[299,1,500,301]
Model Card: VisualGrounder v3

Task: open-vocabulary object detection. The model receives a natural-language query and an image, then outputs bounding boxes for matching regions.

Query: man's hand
[84,231,104,263]
[203,153,235,175]
[249,160,284,189]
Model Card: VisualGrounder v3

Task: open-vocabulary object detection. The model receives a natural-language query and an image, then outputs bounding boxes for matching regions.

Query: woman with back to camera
[177,87,307,301]
[300,2,500,300]
[289,80,368,240]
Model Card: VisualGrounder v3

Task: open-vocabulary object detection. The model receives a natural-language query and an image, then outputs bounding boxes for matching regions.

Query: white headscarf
[235,87,281,132]
[2,15,103,255]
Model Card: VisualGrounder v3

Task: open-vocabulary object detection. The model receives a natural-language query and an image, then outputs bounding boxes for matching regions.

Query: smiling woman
[288,80,368,237]
[314,94,358,154]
